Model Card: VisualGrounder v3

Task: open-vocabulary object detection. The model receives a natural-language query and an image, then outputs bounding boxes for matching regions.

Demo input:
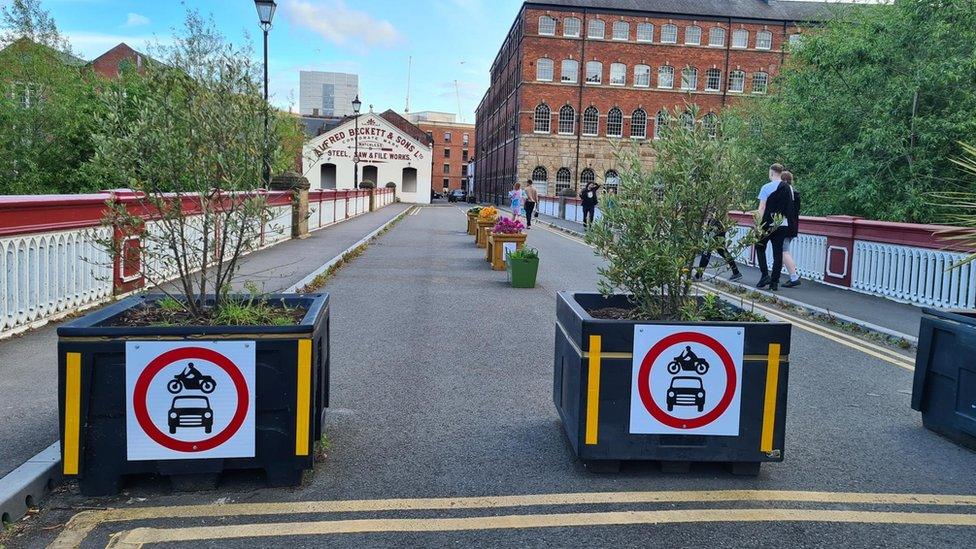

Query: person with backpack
[780,171,802,288]
[758,171,796,291]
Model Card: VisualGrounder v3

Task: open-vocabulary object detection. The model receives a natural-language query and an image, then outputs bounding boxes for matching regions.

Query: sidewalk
[0,203,410,480]
[523,209,926,340]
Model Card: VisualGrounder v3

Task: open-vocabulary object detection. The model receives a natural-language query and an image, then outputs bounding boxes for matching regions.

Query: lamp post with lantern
[254,0,277,187]
[352,95,362,188]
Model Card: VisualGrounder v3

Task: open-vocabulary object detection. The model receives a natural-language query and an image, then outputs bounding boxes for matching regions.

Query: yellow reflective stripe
[761,343,781,453]
[295,339,312,456]
[64,352,81,475]
[585,335,602,446]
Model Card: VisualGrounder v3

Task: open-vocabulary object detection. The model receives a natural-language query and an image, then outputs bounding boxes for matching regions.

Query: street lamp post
[352,95,362,188]
[254,0,277,187]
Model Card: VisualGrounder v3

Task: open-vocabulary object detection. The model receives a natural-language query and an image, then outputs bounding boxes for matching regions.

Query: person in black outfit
[580,182,600,228]
[695,219,742,281]
[780,171,802,288]
[757,174,796,291]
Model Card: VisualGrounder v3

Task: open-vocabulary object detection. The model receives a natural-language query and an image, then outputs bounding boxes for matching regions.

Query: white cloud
[285,0,401,52]
[122,12,150,28]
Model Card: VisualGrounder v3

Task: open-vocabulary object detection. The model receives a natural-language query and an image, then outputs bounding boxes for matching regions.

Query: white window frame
[658,65,674,89]
[709,27,726,47]
[732,29,749,49]
[558,105,576,135]
[536,58,554,82]
[661,24,678,44]
[703,113,718,138]
[561,59,579,83]
[555,168,572,191]
[564,17,581,38]
[631,109,647,139]
[654,111,668,139]
[752,72,769,94]
[609,63,626,86]
[633,64,651,88]
[681,66,698,90]
[685,25,702,46]
[606,108,623,138]
[604,170,620,189]
[756,30,773,50]
[539,15,557,36]
[588,19,605,39]
[705,68,721,92]
[582,106,599,136]
[636,22,654,42]
[728,70,745,93]
[585,61,603,85]
[532,166,548,184]
[534,104,551,133]
[612,21,629,41]
[580,168,595,187]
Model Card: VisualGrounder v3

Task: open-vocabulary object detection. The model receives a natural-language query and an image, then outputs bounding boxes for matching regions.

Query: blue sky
[11,0,529,121]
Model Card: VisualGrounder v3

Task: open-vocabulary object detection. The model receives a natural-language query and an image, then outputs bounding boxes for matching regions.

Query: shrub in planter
[487,217,526,270]
[466,206,483,235]
[507,246,539,288]
[358,180,376,189]
[554,105,788,475]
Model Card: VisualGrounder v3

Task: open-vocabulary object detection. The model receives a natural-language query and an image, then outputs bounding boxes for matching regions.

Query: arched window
[532,166,548,184]
[582,106,599,136]
[588,18,605,39]
[631,108,647,139]
[636,22,654,42]
[685,25,702,45]
[580,168,595,187]
[658,65,674,89]
[703,113,719,138]
[561,59,578,83]
[654,110,669,139]
[709,27,726,47]
[563,17,581,37]
[585,61,602,84]
[752,72,769,94]
[756,30,773,50]
[536,58,554,81]
[705,68,722,91]
[558,104,576,135]
[539,15,556,36]
[728,70,745,93]
[661,24,677,43]
[609,63,626,85]
[534,103,551,133]
[606,107,623,138]
[681,66,698,90]
[681,111,695,132]
[788,33,803,47]
[612,21,629,40]
[604,170,620,190]
[634,64,651,87]
[732,29,749,48]
[556,167,572,192]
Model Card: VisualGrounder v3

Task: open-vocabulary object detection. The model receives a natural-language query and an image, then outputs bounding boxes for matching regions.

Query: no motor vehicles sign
[125,341,256,461]
[629,325,744,436]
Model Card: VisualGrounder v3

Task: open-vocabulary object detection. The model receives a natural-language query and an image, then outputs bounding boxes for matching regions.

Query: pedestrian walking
[523,179,539,228]
[695,219,743,282]
[757,172,796,291]
[509,182,524,222]
[780,171,802,288]
[755,163,781,288]
[580,181,600,228]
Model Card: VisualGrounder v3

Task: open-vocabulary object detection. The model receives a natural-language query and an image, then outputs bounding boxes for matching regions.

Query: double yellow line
[535,224,916,372]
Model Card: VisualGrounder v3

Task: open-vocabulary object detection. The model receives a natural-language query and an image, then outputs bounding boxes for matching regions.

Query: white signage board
[502,242,517,258]
[125,341,256,461]
[629,325,744,436]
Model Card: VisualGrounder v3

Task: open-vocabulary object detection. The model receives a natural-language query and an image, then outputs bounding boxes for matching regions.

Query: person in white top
[755,163,799,288]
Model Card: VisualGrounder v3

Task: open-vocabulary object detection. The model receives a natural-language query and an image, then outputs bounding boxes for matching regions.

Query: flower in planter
[492,217,525,234]
[508,246,539,260]
[468,206,483,215]
[478,206,498,220]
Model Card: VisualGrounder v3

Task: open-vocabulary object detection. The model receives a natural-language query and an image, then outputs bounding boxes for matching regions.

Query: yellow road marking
[63,352,81,476]
[585,335,602,445]
[50,489,976,548]
[106,508,976,546]
[295,339,313,456]
[760,344,781,453]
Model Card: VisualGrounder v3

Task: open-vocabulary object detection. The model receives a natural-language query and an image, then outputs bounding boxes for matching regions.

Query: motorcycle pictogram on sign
[629,326,744,436]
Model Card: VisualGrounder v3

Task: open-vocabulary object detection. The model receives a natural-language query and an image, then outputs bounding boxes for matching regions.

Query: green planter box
[507,256,539,288]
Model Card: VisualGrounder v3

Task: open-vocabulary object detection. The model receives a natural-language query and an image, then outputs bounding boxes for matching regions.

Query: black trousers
[755,228,787,280]
[524,201,536,226]
[699,246,740,275]
[582,204,596,227]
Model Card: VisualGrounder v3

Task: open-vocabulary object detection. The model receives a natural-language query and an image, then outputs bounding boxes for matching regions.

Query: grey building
[299,71,359,117]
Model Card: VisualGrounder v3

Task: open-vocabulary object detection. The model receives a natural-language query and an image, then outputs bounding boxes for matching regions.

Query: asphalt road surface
[9,206,976,548]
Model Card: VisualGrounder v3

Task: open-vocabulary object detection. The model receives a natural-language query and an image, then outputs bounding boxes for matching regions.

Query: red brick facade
[417,121,476,192]
[475,1,819,202]
[89,43,146,79]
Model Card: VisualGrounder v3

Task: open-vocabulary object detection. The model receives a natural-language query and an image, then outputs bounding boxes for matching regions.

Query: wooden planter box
[476,218,496,248]
[466,212,478,235]
[487,232,526,271]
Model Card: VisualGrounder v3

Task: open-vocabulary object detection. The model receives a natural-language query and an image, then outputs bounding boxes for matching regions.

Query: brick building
[407,112,476,194]
[89,43,148,79]
[474,0,845,201]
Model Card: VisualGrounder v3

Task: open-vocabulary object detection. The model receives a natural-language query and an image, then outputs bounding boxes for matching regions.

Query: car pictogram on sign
[666,376,706,412]
[168,396,214,434]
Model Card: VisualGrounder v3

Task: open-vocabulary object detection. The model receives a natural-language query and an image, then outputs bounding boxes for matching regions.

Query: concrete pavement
[9,206,976,548]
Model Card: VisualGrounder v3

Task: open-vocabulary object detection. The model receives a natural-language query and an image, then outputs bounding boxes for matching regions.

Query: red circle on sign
[133,347,249,453]
[636,332,737,429]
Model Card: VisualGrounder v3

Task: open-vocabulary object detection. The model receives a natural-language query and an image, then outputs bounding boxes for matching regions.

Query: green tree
[0,0,102,195]
[739,0,976,223]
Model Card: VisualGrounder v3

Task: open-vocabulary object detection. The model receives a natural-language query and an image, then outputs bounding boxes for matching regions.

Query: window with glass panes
[709,27,725,47]
[556,168,572,191]
[661,24,677,43]
[588,19,605,39]
[585,61,602,84]
[732,29,748,48]
[681,67,698,90]
[612,21,629,40]
[536,58,554,81]
[658,65,674,88]
[539,16,556,36]
[609,63,626,85]
[705,68,721,91]
[634,64,650,87]
[685,26,701,45]
[564,17,580,37]
[654,111,668,139]
[752,72,768,94]
[756,31,772,50]
[606,108,623,137]
[728,70,745,92]
[604,170,620,190]
[631,109,647,139]
[561,59,578,83]
[558,105,575,134]
[703,113,718,138]
[533,166,548,184]
[582,106,599,136]
[443,163,450,174]
[636,23,653,42]
[534,104,551,132]
[580,169,595,187]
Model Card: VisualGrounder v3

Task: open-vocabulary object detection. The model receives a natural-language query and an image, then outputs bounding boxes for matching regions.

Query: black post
[353,115,359,189]
[262,28,270,187]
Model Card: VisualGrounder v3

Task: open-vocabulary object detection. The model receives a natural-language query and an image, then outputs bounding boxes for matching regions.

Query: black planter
[912,308,976,450]
[57,293,330,495]
[553,292,792,475]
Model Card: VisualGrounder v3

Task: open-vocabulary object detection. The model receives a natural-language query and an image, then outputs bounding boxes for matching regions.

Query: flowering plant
[492,217,525,234]
[468,206,483,215]
[478,206,498,221]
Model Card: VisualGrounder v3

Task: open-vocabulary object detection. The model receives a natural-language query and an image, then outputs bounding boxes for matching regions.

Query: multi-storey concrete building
[299,71,360,117]
[406,112,476,194]
[474,0,843,201]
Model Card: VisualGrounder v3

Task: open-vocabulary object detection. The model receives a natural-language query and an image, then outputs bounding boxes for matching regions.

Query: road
[10,205,976,548]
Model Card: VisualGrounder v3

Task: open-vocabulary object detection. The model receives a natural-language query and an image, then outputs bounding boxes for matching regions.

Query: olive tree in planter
[554,106,792,475]
[57,12,329,495]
